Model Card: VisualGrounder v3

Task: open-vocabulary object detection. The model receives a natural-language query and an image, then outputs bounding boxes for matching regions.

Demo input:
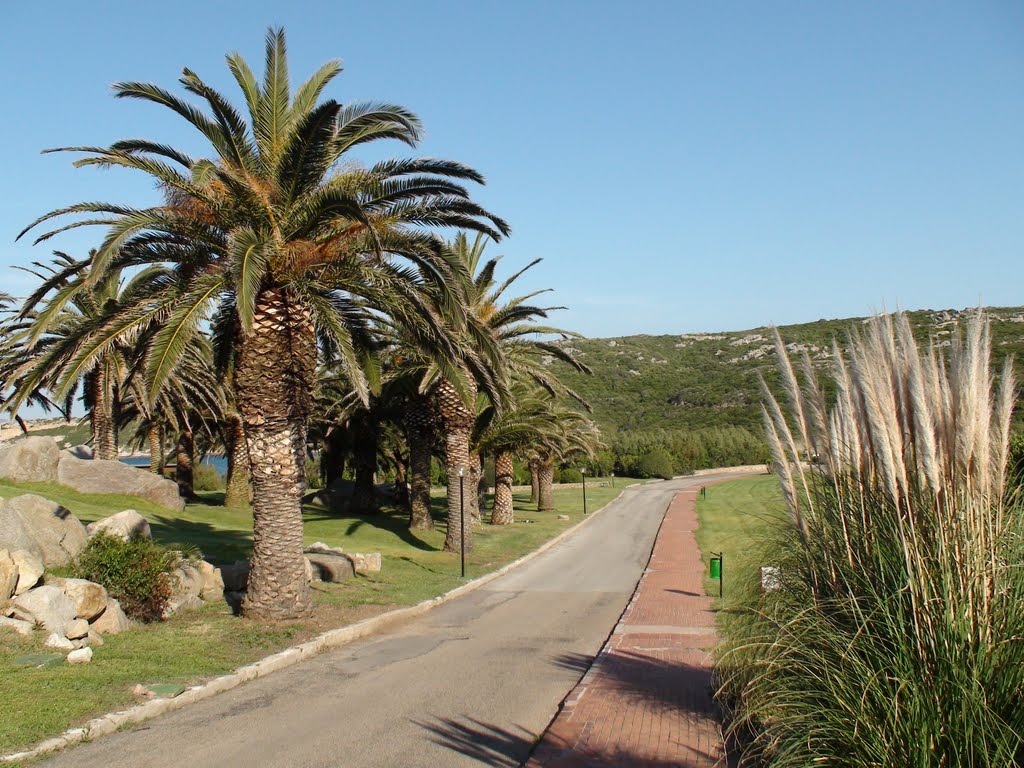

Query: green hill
[552,306,1024,447]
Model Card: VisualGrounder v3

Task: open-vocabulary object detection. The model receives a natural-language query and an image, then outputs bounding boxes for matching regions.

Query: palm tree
[5,254,168,459]
[18,30,507,619]
[475,386,559,525]
[531,410,602,512]
[435,233,590,548]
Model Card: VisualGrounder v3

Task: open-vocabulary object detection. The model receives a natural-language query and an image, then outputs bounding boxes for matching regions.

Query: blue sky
[2,1,1022,338]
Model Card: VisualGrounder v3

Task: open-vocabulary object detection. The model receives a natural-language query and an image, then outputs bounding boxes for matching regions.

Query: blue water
[121,456,228,475]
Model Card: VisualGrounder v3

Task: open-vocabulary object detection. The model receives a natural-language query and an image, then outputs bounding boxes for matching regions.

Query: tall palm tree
[435,234,590,549]
[18,30,507,619]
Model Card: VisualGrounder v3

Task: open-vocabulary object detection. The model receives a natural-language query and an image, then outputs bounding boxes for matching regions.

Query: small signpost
[710,551,723,598]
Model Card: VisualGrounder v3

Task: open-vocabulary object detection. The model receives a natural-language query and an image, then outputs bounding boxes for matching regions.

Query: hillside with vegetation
[550,306,1024,475]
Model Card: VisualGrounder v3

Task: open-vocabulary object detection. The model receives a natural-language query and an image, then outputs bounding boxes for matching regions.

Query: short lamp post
[458,466,466,578]
[581,467,588,515]
[610,471,615,488]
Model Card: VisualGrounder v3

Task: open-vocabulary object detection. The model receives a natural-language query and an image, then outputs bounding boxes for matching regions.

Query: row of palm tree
[2,29,599,621]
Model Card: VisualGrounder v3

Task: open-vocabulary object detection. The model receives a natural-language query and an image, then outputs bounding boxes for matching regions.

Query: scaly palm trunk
[490,451,515,525]
[224,414,251,508]
[91,367,117,461]
[529,459,540,505]
[437,378,476,554]
[235,287,315,620]
[351,413,379,514]
[468,451,482,524]
[175,429,195,499]
[405,395,434,530]
[538,454,555,511]
[148,424,163,474]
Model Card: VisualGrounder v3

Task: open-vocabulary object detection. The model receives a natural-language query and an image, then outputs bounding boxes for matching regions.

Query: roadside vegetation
[714,312,1024,766]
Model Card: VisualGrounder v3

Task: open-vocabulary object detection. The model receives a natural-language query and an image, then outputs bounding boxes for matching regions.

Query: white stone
[348,553,382,574]
[87,630,104,646]
[0,616,33,636]
[65,618,90,639]
[66,647,93,664]
[86,510,152,541]
[90,597,130,635]
[12,585,77,634]
[196,561,224,601]
[0,549,17,601]
[45,632,74,650]
[11,550,44,595]
[59,578,108,620]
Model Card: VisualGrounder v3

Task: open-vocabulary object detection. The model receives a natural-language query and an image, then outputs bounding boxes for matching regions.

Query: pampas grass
[721,310,1024,767]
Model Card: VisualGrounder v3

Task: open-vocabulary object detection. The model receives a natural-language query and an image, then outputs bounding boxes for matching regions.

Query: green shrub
[304,455,322,489]
[559,468,583,483]
[73,533,179,622]
[193,461,225,492]
[637,449,674,480]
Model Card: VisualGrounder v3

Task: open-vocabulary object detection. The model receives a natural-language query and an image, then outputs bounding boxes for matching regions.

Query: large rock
[0,615,33,636]
[12,585,77,634]
[57,454,185,512]
[0,495,88,567]
[0,436,60,483]
[90,597,130,635]
[51,577,108,620]
[87,510,152,541]
[0,549,17,601]
[65,618,90,640]
[196,561,224,601]
[169,562,203,603]
[348,552,382,574]
[11,550,44,595]
[305,552,354,583]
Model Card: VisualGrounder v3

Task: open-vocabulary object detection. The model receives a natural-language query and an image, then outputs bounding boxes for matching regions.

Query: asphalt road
[39,474,741,768]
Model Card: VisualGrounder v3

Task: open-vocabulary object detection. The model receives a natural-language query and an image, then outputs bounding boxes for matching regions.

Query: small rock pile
[1,507,225,664]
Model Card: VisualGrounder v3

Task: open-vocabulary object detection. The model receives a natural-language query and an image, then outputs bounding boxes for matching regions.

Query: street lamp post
[582,467,587,515]
[610,471,614,488]
[458,466,466,578]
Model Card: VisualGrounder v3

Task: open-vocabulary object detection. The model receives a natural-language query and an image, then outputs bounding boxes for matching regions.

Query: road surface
[39,474,746,768]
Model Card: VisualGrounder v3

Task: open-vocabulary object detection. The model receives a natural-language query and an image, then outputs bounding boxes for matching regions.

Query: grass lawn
[694,474,786,615]
[0,477,640,756]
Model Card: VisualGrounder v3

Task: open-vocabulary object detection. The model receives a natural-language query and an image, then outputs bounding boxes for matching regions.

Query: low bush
[637,449,674,480]
[73,533,179,622]
[559,468,583,483]
[193,461,225,492]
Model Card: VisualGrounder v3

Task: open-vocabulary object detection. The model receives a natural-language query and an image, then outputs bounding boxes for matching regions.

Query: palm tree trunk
[320,427,346,489]
[442,424,474,554]
[392,451,410,508]
[224,415,251,508]
[175,429,195,499]
[91,368,117,461]
[351,414,379,514]
[538,455,555,511]
[467,451,482,524]
[529,459,540,504]
[490,451,515,525]
[235,287,315,621]
[148,424,163,474]
[437,378,475,555]
[406,400,434,530]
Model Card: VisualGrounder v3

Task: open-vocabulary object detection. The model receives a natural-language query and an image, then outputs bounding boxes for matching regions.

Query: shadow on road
[417,716,535,766]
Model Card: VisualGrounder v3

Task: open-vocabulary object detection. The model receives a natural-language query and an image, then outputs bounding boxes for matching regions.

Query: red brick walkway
[526,487,726,768]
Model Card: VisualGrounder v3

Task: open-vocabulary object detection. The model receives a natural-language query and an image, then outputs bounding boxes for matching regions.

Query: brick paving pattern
[526,487,726,767]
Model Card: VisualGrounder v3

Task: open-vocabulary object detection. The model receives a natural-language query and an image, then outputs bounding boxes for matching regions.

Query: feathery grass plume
[720,309,1024,767]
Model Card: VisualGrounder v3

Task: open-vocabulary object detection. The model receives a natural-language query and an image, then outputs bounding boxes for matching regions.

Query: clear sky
[2,1,1022,338]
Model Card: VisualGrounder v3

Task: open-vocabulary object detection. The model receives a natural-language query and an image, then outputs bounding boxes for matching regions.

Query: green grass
[694,474,786,614]
[0,477,639,756]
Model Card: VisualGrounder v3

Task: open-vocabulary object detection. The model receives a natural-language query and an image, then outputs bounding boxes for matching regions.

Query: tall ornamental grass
[721,312,1024,767]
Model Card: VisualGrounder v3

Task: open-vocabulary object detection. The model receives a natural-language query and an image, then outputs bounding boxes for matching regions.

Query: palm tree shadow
[147,515,253,563]
[420,714,732,767]
[417,716,534,766]
[302,503,439,552]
